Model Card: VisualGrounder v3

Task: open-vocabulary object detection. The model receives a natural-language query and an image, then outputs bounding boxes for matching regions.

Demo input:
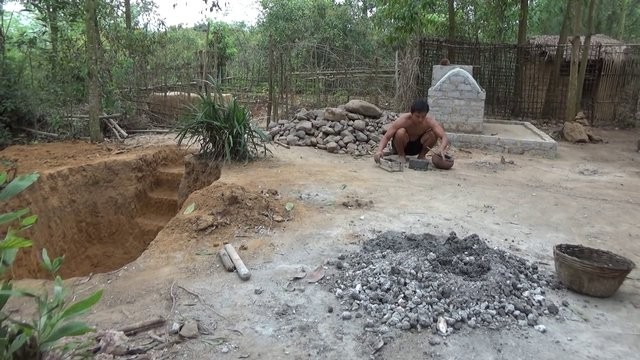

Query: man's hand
[374,151,383,164]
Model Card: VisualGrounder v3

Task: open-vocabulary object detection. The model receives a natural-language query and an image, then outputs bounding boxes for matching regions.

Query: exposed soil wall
[1,148,187,279]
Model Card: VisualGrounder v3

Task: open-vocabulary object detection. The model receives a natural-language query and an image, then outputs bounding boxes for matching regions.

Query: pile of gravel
[329,231,562,335]
[266,100,398,156]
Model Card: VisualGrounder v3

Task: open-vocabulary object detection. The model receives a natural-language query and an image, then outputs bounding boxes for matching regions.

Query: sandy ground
[5,128,640,359]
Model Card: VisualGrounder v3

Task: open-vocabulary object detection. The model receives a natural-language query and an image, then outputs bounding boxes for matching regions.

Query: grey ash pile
[330,231,562,335]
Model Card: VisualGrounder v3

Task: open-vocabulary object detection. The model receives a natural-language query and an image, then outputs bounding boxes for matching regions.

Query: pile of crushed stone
[329,231,562,335]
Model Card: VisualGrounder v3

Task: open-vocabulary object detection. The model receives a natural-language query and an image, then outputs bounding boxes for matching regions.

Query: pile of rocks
[267,100,397,156]
[329,231,562,335]
[563,112,603,143]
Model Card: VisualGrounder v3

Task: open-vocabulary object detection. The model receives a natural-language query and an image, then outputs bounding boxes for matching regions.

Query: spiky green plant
[176,80,271,162]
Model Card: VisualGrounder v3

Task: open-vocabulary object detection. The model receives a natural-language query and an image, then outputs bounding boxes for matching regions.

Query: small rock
[328,306,334,313]
[179,319,199,339]
[169,322,181,334]
[527,313,538,326]
[534,324,547,333]
[428,337,441,346]
[562,300,570,307]
[254,288,264,295]
[326,142,339,153]
[353,120,367,131]
[325,107,347,122]
[286,135,298,146]
[547,303,559,315]
[427,252,437,261]
[342,311,353,320]
[563,121,589,143]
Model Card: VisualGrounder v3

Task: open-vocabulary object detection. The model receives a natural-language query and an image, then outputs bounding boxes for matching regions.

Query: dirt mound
[329,231,562,335]
[168,182,288,239]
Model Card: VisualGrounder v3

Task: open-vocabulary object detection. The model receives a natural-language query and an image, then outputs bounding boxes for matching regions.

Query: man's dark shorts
[392,139,423,156]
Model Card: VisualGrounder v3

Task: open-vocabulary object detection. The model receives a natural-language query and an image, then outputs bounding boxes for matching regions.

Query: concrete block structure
[428,67,486,134]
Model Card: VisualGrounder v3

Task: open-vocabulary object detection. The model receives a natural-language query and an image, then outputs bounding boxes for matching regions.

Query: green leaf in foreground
[0,173,39,201]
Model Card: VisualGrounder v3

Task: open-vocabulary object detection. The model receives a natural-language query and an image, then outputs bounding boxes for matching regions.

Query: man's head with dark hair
[410,99,430,114]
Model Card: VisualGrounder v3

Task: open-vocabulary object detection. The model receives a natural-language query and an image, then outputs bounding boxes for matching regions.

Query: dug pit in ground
[0,147,195,279]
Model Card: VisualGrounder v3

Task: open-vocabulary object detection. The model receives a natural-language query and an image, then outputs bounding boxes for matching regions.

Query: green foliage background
[0,0,638,144]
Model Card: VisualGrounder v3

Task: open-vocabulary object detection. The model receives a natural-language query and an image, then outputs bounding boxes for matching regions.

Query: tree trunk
[618,0,628,39]
[124,0,132,31]
[47,7,60,78]
[85,0,104,142]
[576,0,598,112]
[512,0,529,117]
[447,0,455,62]
[565,0,582,123]
[541,1,571,119]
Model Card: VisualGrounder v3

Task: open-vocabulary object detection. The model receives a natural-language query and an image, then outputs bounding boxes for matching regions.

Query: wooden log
[118,317,166,336]
[218,248,235,272]
[108,123,122,142]
[107,118,128,138]
[18,127,59,138]
[224,244,251,281]
[65,113,122,120]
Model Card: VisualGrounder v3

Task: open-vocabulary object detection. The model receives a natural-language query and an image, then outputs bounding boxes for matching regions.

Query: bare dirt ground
[3,127,640,359]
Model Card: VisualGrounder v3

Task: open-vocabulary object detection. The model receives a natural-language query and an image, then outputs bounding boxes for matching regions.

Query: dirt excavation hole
[3,148,209,279]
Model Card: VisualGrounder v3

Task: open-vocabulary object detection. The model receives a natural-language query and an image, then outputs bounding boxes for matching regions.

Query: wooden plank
[218,248,235,272]
[224,244,251,281]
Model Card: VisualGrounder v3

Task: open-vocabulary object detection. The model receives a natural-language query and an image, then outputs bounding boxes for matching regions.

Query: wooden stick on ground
[118,317,166,336]
[18,127,59,138]
[218,249,235,272]
[224,244,251,281]
[273,140,290,149]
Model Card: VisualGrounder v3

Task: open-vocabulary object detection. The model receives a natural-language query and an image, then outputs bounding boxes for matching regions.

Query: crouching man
[374,99,449,164]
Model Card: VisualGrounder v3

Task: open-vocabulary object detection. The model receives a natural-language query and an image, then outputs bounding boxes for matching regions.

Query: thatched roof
[527,34,628,59]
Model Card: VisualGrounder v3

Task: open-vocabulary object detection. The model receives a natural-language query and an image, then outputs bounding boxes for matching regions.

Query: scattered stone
[562,300,570,307]
[286,135,298,146]
[353,120,367,131]
[574,112,590,126]
[325,107,347,122]
[342,311,353,320]
[534,324,547,333]
[344,99,383,118]
[97,331,129,356]
[326,142,339,153]
[328,306,334,313]
[563,121,589,143]
[429,337,442,346]
[295,120,313,133]
[547,303,559,315]
[169,322,181,334]
[179,319,199,339]
[254,288,264,295]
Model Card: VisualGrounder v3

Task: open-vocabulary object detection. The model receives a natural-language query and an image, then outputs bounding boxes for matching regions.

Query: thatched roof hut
[527,34,628,60]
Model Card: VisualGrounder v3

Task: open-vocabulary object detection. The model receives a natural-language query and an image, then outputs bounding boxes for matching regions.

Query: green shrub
[176,79,271,162]
[0,171,102,359]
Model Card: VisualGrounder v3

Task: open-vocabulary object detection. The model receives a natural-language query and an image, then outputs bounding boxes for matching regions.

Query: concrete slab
[447,120,557,158]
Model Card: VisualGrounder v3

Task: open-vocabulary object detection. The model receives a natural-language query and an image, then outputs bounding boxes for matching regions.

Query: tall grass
[176,80,270,162]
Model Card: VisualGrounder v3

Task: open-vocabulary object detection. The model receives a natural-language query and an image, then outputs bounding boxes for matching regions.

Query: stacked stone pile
[266,100,398,156]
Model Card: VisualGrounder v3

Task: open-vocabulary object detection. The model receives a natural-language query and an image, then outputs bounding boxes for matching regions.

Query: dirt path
[5,128,640,359]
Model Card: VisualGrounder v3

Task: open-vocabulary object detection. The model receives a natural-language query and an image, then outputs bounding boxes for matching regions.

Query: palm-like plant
[176,79,270,162]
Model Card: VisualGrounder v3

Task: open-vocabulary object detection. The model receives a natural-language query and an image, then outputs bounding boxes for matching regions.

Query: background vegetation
[0,0,639,146]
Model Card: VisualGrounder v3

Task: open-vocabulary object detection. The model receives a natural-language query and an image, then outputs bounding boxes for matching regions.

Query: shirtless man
[374,99,449,164]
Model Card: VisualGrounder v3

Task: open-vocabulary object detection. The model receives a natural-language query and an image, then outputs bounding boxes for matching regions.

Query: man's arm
[430,119,449,152]
[376,117,406,154]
